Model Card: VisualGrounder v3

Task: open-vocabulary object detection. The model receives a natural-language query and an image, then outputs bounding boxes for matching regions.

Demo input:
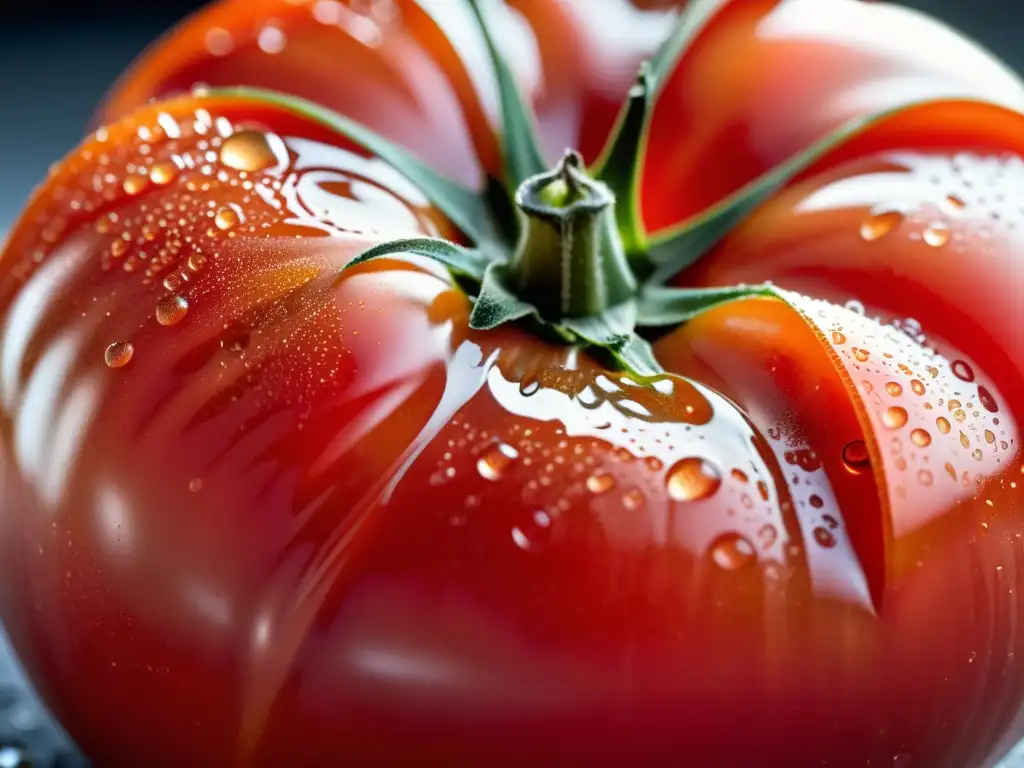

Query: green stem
[511,150,637,319]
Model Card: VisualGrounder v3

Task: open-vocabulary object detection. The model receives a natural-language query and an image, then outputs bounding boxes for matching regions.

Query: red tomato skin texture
[3,1,1024,767]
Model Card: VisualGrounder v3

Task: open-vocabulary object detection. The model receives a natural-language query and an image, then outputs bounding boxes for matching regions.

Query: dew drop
[911,379,926,396]
[960,431,971,449]
[944,194,967,211]
[258,24,288,54]
[187,252,207,272]
[666,457,722,502]
[205,27,235,56]
[813,527,837,548]
[709,533,755,571]
[622,488,644,511]
[853,348,870,362]
[586,472,615,495]
[731,468,749,483]
[910,428,931,447]
[155,295,189,326]
[215,206,241,231]
[188,478,203,493]
[918,469,933,486]
[842,440,871,474]
[985,429,996,444]
[122,174,147,195]
[220,130,279,172]
[511,510,551,552]
[978,385,999,413]
[104,341,134,369]
[883,406,908,430]
[150,163,177,185]
[758,524,777,548]
[162,274,182,292]
[860,210,903,241]
[832,331,846,344]
[756,480,770,501]
[823,514,839,529]
[923,222,951,248]
[951,360,975,382]
[477,443,519,481]
[936,417,951,434]
[885,382,904,397]
[809,494,824,508]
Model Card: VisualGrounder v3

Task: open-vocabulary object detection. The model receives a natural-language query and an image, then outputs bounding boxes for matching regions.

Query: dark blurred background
[0,0,1022,765]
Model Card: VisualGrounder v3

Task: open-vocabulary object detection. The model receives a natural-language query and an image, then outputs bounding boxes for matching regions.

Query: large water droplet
[666,457,722,501]
[104,341,134,369]
[951,360,975,382]
[586,472,615,494]
[477,443,519,481]
[860,210,903,241]
[885,381,903,397]
[883,406,908,430]
[978,385,999,413]
[215,206,241,231]
[220,130,279,172]
[156,295,189,326]
[150,163,177,185]
[911,379,926,396]
[709,533,755,571]
[923,222,951,248]
[842,440,871,474]
[936,416,951,434]
[910,428,931,447]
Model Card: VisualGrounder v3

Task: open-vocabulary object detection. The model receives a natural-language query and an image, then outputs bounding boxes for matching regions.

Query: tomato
[4,1,1024,766]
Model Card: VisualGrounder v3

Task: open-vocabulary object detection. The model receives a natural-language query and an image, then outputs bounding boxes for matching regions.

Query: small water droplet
[220,130,279,172]
[910,429,931,447]
[205,27,235,56]
[885,382,903,397]
[709,533,755,571]
[188,478,203,492]
[911,379,926,396]
[808,494,824,508]
[666,457,722,502]
[477,443,519,481]
[918,469,933,486]
[622,488,644,510]
[960,431,971,449]
[936,417,951,434]
[586,472,616,494]
[883,406,908,430]
[978,385,999,413]
[150,163,177,185]
[756,480,770,501]
[944,194,966,211]
[187,252,207,272]
[860,210,903,241]
[758,524,777,548]
[215,206,241,231]
[123,174,147,195]
[104,341,134,368]
[985,429,996,444]
[511,510,551,552]
[731,468,749,483]
[832,331,846,344]
[893,752,912,767]
[156,295,189,326]
[923,222,951,247]
[163,274,182,292]
[853,348,870,362]
[258,24,288,54]
[951,360,975,382]
[842,440,871,474]
[813,527,837,548]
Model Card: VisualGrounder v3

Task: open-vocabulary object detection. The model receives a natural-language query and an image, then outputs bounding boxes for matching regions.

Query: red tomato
[3,1,1024,766]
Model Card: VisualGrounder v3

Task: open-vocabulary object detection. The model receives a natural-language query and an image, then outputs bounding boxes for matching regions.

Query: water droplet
[622,489,644,510]
[978,385,999,413]
[150,163,177,185]
[189,478,203,492]
[860,210,903,241]
[936,417,951,434]
[911,379,926,396]
[951,360,975,382]
[813,527,837,548]
[918,469,933,486]
[757,480,770,501]
[104,341,134,368]
[757,524,777,548]
[893,752,912,766]
[205,27,235,56]
[519,378,540,397]
[923,222,951,248]
[898,428,928,451]
[215,206,241,231]
[954,409,966,423]
[985,429,996,444]
[163,274,182,292]
[219,130,279,172]
[666,457,722,502]
[960,431,971,449]
[885,382,903,397]
[850,348,870,363]
[586,472,615,494]
[511,510,551,552]
[842,440,871,474]
[258,24,288,54]
[156,295,189,326]
[187,252,207,272]
[883,406,908,430]
[477,443,519,481]
[832,331,846,344]
[944,194,966,211]
[123,174,147,195]
[823,514,839,529]
[709,533,755,571]
[808,494,824,508]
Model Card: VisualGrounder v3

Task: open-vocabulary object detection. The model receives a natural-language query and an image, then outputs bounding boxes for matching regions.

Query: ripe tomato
[3,1,1024,766]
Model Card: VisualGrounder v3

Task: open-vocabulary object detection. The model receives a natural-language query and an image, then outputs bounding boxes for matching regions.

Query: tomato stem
[511,150,637,319]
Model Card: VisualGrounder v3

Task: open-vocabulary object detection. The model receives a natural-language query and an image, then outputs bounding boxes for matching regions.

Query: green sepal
[591,64,654,260]
[342,237,490,280]
[613,335,664,378]
[204,86,503,248]
[560,301,637,353]
[469,262,537,330]
[466,0,548,190]
[637,283,778,326]
[646,99,960,282]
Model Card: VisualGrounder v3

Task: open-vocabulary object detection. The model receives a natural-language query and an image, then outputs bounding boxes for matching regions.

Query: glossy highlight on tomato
[3,1,1024,766]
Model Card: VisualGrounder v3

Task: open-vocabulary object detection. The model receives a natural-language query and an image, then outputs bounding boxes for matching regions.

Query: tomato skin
[5,1,1024,766]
